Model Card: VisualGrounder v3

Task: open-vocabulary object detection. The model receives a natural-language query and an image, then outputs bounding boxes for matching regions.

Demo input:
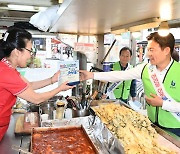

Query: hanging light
[158,21,170,36]
[7,4,47,12]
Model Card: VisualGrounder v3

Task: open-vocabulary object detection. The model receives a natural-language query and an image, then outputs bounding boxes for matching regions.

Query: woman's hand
[145,93,163,107]
[79,70,94,81]
[51,70,60,84]
[58,81,75,91]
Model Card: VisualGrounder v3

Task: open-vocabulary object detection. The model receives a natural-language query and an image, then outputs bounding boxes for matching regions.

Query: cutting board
[14,112,39,135]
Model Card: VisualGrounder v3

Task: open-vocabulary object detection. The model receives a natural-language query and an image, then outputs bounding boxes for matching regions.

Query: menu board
[58,60,79,85]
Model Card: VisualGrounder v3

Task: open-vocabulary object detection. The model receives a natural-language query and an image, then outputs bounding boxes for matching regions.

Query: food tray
[90,99,118,106]
[91,99,180,147]
[31,125,98,154]
[41,116,125,154]
[91,102,180,153]
[152,124,180,148]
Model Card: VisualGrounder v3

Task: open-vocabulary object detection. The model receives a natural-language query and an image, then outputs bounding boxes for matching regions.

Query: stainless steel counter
[0,110,179,154]
[0,113,30,154]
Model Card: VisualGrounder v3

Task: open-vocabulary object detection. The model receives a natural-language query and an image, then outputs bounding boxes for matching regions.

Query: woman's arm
[22,71,60,90]
[17,81,73,104]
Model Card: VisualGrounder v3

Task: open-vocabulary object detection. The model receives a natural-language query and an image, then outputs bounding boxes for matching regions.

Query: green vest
[112,62,132,99]
[142,61,180,128]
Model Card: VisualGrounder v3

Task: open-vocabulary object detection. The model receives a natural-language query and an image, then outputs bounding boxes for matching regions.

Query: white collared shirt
[154,58,173,83]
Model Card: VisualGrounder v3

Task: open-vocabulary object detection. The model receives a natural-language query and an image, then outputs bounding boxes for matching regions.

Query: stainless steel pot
[72,109,90,118]
[39,101,55,119]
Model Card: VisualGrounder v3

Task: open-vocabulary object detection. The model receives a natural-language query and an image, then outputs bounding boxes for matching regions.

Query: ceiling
[0,0,180,35]
[50,0,180,34]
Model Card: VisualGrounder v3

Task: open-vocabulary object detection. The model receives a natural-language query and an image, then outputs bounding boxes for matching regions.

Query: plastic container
[56,104,65,119]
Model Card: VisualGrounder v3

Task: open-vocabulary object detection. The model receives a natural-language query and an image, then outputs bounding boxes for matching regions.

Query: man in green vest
[109,47,136,103]
[80,32,180,137]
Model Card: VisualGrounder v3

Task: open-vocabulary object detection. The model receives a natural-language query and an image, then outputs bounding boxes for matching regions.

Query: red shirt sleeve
[0,68,28,95]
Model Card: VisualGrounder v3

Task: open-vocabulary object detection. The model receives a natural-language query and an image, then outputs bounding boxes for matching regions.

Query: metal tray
[31,125,98,154]
[40,116,125,154]
[90,99,118,106]
[152,124,180,148]
[91,101,180,152]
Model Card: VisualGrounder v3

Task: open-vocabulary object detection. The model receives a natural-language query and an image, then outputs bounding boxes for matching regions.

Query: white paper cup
[64,108,72,119]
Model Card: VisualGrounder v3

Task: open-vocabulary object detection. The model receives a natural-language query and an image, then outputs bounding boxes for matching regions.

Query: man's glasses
[24,48,34,56]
